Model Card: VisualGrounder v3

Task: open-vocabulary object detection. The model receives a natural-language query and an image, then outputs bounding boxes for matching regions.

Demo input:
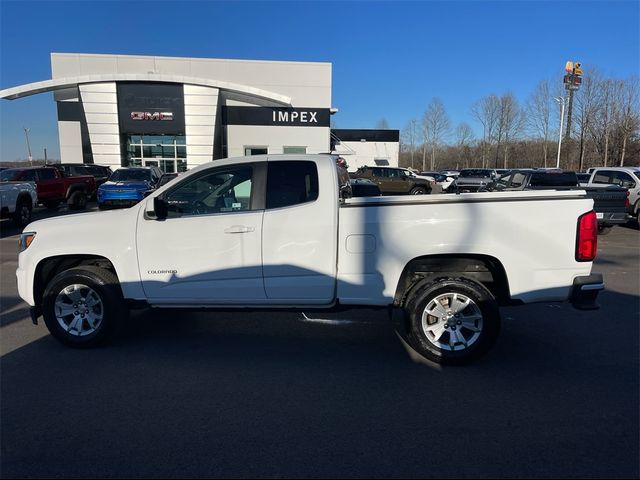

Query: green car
[350,166,432,195]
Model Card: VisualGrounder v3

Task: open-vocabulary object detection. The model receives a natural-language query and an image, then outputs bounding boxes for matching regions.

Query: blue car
[97,167,162,209]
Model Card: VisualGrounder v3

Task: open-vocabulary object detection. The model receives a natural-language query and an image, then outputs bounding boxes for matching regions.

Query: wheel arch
[394,254,512,307]
[33,255,120,307]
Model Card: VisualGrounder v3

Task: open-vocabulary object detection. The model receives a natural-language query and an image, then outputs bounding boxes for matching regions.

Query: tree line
[399,68,639,172]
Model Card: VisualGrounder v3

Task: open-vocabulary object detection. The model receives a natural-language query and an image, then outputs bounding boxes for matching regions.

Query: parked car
[488,169,630,234]
[0,180,38,227]
[587,167,640,225]
[158,172,179,187]
[18,154,603,365]
[0,166,95,210]
[576,172,591,186]
[447,168,498,192]
[349,178,381,197]
[350,166,432,195]
[421,171,456,191]
[53,164,113,195]
[97,166,163,209]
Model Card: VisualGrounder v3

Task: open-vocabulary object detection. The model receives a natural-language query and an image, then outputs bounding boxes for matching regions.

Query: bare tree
[376,118,390,130]
[401,119,418,169]
[574,68,601,171]
[495,93,522,168]
[471,94,500,168]
[422,97,450,170]
[614,76,640,166]
[455,122,475,168]
[526,80,552,167]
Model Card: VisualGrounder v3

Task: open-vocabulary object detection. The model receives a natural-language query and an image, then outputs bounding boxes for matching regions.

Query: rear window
[0,169,22,181]
[529,172,578,187]
[266,161,319,209]
[460,169,493,178]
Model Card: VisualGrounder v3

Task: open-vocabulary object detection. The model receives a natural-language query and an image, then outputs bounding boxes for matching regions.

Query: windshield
[109,169,151,182]
[0,169,21,182]
[460,169,494,178]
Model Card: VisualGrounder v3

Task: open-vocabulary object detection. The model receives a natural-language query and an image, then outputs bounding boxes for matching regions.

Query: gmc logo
[131,112,173,121]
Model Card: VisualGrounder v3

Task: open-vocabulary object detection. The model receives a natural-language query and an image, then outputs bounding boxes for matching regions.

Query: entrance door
[126,135,188,173]
[137,163,265,304]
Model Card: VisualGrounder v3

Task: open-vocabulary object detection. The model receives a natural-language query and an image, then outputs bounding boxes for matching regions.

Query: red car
[0,166,96,210]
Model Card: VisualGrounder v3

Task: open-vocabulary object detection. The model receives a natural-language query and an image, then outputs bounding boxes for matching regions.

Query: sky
[0,0,638,161]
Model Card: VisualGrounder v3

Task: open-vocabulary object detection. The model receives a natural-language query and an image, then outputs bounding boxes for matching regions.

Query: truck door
[261,159,337,304]
[36,169,61,202]
[136,162,266,303]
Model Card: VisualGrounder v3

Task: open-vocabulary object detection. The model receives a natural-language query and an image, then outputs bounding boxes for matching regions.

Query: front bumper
[570,273,604,310]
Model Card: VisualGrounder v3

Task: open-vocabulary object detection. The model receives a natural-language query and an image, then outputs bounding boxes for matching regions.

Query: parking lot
[1,205,638,478]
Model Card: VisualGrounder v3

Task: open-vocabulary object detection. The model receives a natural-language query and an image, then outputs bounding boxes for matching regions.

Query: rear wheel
[42,266,126,348]
[404,277,500,365]
[12,198,32,227]
[67,190,87,210]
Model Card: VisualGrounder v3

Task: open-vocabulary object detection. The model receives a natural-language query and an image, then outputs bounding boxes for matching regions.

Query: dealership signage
[117,83,185,134]
[131,111,174,121]
[224,107,330,127]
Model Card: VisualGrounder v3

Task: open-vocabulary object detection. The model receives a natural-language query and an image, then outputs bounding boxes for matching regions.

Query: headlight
[19,232,36,252]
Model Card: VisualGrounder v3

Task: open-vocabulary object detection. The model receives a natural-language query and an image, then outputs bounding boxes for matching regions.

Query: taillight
[576,211,597,262]
[625,191,630,210]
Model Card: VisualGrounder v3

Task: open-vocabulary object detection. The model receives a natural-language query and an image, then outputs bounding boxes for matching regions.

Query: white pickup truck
[0,181,38,227]
[17,155,604,364]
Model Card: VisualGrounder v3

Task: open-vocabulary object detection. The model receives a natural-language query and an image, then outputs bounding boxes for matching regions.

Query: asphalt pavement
[1,206,638,478]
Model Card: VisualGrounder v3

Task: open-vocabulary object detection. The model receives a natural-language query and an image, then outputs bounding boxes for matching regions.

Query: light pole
[23,127,33,165]
[554,97,566,169]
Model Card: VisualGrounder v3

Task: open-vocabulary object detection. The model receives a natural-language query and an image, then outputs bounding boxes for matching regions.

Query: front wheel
[67,190,87,210]
[410,187,427,195]
[404,277,500,365]
[42,266,127,348]
[12,198,32,227]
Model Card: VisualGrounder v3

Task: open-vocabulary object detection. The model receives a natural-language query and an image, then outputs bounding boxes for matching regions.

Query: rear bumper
[597,212,631,225]
[570,273,604,310]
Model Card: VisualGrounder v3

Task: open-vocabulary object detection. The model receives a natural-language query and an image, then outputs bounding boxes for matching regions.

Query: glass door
[126,135,187,173]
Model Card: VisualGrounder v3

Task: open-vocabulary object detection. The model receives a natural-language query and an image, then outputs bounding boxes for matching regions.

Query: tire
[12,198,32,228]
[410,187,427,195]
[404,277,500,365]
[67,190,87,210]
[597,225,613,236]
[44,200,60,210]
[42,266,127,348]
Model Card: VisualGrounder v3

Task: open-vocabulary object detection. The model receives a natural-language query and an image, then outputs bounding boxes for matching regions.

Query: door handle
[224,225,255,234]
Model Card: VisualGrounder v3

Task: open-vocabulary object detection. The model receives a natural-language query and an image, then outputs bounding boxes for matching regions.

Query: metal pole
[23,127,33,165]
[44,147,48,163]
[565,88,574,141]
[555,97,565,169]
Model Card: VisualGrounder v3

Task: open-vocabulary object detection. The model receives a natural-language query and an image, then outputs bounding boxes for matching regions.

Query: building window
[125,134,187,173]
[244,147,268,156]
[283,146,307,154]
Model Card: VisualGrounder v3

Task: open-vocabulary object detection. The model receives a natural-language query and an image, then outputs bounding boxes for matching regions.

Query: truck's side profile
[17,155,603,364]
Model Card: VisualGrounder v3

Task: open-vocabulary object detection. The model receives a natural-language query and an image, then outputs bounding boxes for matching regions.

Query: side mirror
[154,197,168,220]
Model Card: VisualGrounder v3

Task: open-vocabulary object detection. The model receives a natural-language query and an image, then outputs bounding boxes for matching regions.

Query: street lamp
[23,127,33,165]
[554,97,566,169]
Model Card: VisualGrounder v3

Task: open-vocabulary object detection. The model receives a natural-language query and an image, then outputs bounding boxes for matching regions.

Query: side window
[370,168,383,177]
[164,165,254,217]
[21,171,37,182]
[387,169,401,178]
[615,172,636,189]
[510,173,526,188]
[592,171,615,184]
[266,161,319,209]
[495,174,512,189]
[37,169,56,180]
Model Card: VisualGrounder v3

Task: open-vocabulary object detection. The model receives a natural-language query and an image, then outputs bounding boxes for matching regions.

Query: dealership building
[0,53,398,172]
